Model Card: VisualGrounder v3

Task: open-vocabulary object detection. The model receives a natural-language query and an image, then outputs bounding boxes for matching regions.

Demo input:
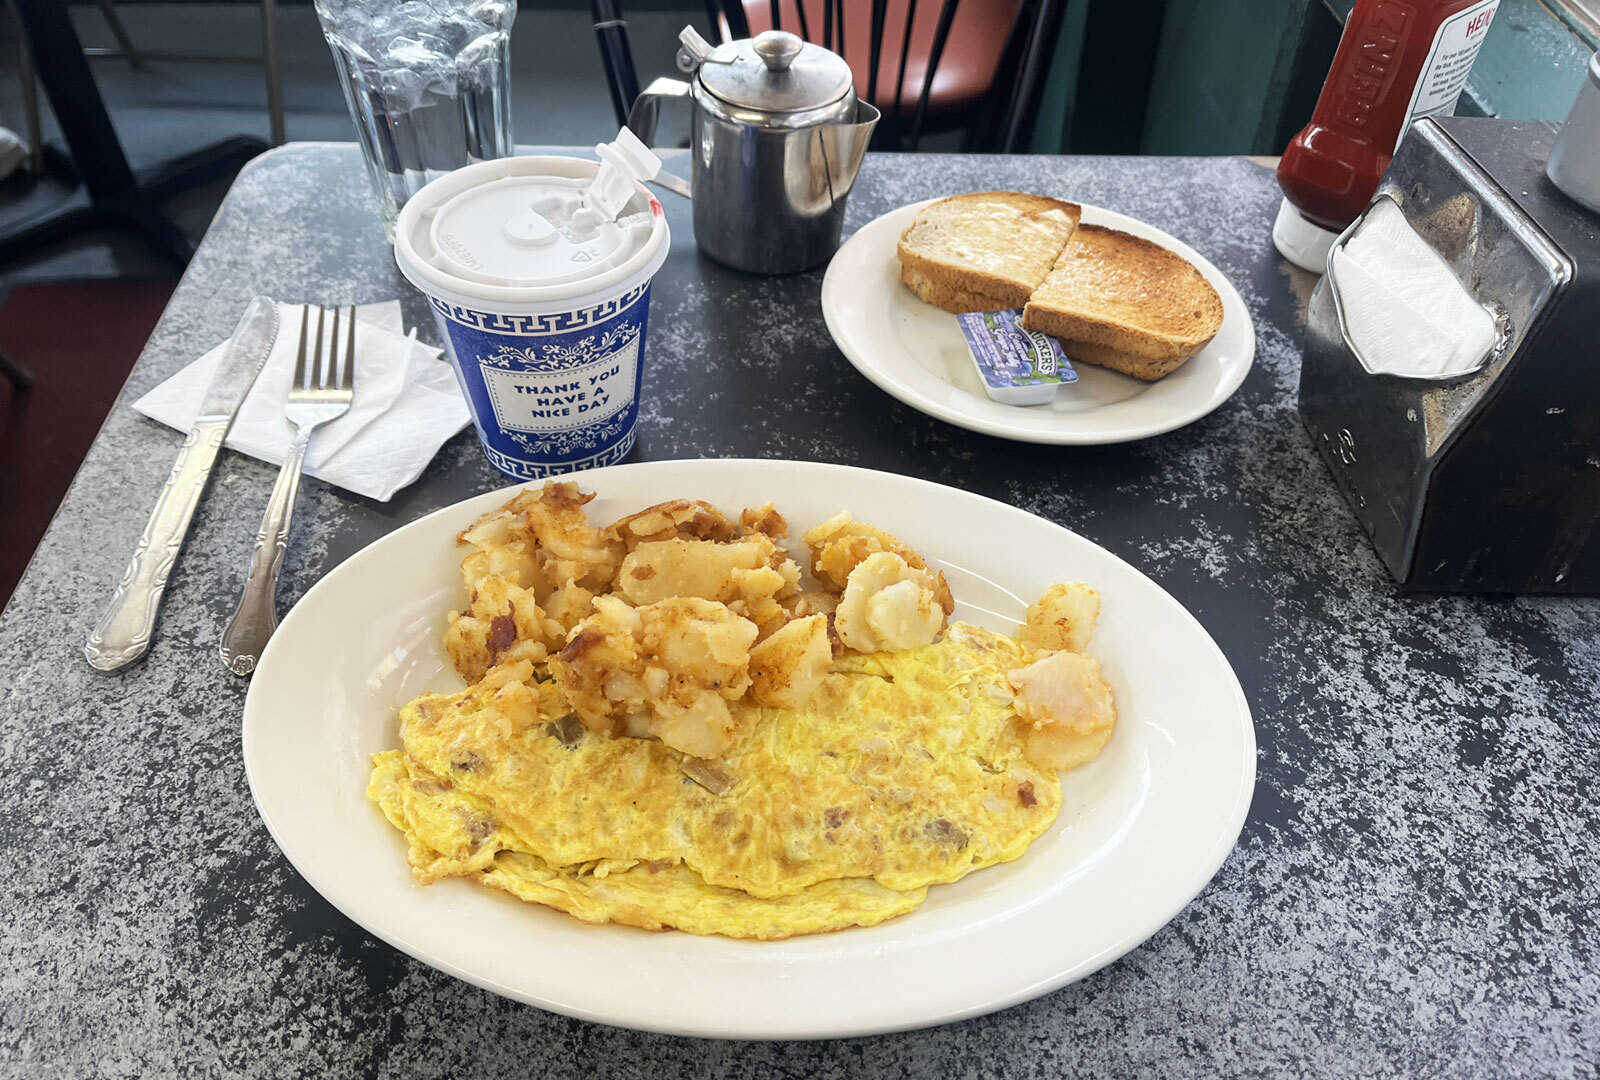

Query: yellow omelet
[368,622,1064,938]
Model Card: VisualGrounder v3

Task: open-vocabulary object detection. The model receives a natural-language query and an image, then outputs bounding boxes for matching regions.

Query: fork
[220,304,356,676]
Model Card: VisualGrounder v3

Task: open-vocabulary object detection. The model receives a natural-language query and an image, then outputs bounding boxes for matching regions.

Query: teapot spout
[822,101,881,196]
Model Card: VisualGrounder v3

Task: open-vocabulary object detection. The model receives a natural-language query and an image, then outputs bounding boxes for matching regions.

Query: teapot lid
[697,30,854,115]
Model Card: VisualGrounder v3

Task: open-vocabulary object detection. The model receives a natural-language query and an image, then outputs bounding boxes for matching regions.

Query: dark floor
[0,279,176,608]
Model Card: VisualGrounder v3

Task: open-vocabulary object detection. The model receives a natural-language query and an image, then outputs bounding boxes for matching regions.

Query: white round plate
[243,459,1255,1039]
[822,199,1256,444]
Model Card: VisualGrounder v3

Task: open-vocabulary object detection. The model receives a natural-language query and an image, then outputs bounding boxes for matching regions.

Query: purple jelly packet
[954,309,1077,406]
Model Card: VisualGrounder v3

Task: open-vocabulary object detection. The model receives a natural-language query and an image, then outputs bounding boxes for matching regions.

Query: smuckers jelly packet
[955,309,1077,406]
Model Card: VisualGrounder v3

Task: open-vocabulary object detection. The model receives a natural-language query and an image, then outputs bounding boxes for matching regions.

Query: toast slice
[898,192,1081,313]
[1021,225,1224,380]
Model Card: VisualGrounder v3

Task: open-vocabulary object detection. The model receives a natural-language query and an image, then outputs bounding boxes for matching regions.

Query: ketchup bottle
[1274,0,1500,271]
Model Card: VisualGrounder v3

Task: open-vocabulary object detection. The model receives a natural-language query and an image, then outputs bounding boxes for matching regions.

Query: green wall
[1043,0,1598,155]
[1141,0,1314,154]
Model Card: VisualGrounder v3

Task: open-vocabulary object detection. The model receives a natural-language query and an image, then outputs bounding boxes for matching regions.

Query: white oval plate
[243,459,1255,1039]
[822,199,1256,444]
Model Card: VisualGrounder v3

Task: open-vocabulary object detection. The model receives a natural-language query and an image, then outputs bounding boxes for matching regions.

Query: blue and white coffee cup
[394,154,670,480]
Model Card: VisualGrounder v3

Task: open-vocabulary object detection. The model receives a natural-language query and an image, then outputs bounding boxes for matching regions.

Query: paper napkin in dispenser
[1329,198,1497,379]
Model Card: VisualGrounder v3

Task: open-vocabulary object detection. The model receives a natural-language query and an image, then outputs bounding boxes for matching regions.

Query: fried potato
[785,590,838,619]
[546,596,642,735]
[449,486,1114,778]
[1018,582,1100,655]
[1007,650,1116,770]
[457,504,546,595]
[802,511,954,615]
[550,596,759,759]
[834,552,947,654]
[603,499,742,550]
[618,539,769,604]
[617,536,801,640]
[488,672,540,737]
[739,502,788,539]
[443,575,555,681]
[449,483,625,678]
[748,614,831,710]
[542,582,597,638]
[458,481,622,601]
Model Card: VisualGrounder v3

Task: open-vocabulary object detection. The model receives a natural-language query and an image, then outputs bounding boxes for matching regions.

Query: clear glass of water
[314,0,517,239]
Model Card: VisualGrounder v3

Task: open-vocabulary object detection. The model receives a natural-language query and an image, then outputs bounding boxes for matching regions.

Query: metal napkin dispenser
[1300,116,1600,594]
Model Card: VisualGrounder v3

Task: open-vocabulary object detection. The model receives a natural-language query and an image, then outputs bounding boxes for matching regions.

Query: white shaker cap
[1273,197,1341,274]
[1546,51,1600,215]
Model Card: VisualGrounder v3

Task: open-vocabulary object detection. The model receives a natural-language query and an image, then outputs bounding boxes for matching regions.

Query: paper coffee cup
[394,155,670,480]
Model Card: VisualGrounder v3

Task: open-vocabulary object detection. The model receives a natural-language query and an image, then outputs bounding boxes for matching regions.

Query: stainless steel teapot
[629,26,880,275]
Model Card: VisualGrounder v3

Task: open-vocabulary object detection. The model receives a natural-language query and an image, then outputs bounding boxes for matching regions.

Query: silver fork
[220,304,356,676]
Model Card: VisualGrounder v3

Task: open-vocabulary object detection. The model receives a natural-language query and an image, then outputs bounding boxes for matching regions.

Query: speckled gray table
[2,143,1596,1078]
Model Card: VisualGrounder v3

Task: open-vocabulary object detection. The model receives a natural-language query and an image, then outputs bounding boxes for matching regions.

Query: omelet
[368,623,1063,938]
[368,752,924,937]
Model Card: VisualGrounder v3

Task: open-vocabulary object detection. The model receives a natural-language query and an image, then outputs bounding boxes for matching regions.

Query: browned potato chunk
[748,615,831,710]
[443,575,553,681]
[833,553,946,654]
[603,499,741,550]
[801,511,954,615]
[1018,582,1100,655]
[550,596,759,759]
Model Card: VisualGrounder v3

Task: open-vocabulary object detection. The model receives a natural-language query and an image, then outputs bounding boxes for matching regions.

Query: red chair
[592,0,1067,151]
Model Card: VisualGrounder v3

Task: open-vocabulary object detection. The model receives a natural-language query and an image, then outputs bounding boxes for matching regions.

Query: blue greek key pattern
[480,428,637,479]
[430,284,649,337]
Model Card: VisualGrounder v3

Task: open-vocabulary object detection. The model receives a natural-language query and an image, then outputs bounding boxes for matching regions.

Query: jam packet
[955,310,1077,406]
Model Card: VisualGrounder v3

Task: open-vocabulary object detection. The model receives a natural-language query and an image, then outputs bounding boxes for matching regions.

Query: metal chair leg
[15,24,43,174]
[999,0,1067,153]
[909,0,959,150]
[260,0,285,146]
[4,0,267,271]
[0,350,34,389]
[591,0,641,130]
[94,0,143,69]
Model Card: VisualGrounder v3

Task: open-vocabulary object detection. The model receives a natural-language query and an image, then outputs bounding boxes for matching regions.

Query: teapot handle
[627,77,692,149]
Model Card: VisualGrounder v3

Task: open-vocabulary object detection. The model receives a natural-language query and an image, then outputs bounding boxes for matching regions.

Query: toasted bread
[1021,225,1224,380]
[898,192,1081,314]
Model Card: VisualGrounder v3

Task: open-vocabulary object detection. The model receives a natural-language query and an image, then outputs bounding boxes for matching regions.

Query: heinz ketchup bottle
[1273,0,1499,271]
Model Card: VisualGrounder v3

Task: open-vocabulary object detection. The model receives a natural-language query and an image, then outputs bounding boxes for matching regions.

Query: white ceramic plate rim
[822,198,1257,444]
[243,459,1256,1039]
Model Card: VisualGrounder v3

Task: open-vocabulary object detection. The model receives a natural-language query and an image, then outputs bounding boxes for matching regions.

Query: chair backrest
[592,0,642,133]
[593,0,1065,152]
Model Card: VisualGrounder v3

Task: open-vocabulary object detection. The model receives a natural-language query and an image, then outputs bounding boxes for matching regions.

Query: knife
[85,297,280,672]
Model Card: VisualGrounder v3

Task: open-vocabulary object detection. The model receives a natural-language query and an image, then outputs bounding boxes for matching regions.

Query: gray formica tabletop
[1,143,1596,1078]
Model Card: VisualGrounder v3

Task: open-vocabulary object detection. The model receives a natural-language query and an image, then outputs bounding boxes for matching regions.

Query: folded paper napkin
[134,300,471,501]
[1331,199,1497,380]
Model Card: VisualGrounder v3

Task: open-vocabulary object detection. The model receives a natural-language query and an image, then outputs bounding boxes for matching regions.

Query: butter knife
[85,297,280,672]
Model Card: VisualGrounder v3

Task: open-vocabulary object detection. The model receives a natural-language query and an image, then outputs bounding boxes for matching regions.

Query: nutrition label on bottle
[1401,0,1499,140]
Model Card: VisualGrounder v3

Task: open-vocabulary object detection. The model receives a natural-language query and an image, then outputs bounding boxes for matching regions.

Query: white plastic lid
[427,173,654,288]
[394,152,670,314]
[1272,197,1341,274]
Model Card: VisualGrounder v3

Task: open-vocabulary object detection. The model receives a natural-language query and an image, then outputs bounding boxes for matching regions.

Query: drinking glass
[314,0,517,238]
